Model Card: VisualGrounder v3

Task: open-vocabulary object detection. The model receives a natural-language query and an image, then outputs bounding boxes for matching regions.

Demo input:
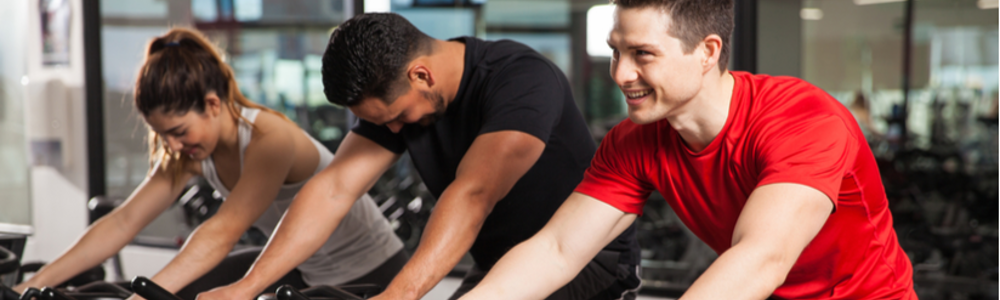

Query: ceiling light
[800,8,823,20]
[587,4,615,57]
[365,0,391,13]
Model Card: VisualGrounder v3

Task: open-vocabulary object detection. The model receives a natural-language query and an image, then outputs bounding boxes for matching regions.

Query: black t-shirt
[352,37,639,269]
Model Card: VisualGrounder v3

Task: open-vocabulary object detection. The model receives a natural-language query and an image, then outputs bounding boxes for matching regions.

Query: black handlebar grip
[38,288,74,300]
[0,246,18,275]
[130,277,182,300]
[1,285,20,300]
[299,286,362,300]
[275,285,309,300]
[74,281,132,298]
[18,288,40,300]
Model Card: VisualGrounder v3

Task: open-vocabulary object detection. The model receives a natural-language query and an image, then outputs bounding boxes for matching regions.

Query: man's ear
[700,33,724,73]
[408,64,436,88]
[204,91,222,116]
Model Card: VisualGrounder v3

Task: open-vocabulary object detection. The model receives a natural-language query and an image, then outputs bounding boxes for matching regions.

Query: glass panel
[799,0,907,146]
[911,0,998,169]
[0,0,33,234]
[907,1,998,297]
[394,7,476,39]
[484,0,569,29]
[760,1,999,297]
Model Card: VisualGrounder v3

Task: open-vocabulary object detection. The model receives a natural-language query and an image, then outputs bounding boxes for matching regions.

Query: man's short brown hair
[611,0,733,71]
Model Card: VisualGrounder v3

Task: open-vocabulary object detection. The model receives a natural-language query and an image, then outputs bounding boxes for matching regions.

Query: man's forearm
[680,242,791,300]
[459,234,588,300]
[378,189,493,300]
[236,182,359,295]
[460,193,637,300]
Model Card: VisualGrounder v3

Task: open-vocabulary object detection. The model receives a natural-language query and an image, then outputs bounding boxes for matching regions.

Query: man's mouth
[624,89,653,106]
[624,89,653,100]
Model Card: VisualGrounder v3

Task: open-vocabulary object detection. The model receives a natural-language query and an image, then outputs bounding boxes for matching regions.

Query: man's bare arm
[679,183,833,299]
[460,193,637,300]
[372,130,546,300]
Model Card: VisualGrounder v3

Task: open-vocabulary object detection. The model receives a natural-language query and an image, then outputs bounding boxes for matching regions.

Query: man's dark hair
[611,0,733,71]
[322,13,434,106]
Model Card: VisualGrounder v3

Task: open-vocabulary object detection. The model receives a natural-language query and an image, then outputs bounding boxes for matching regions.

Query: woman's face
[142,94,224,161]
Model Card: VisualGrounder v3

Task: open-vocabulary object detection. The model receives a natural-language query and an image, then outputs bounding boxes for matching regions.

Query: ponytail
[135,27,290,185]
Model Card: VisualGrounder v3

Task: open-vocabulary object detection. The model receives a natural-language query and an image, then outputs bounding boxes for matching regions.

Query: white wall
[19,0,92,265]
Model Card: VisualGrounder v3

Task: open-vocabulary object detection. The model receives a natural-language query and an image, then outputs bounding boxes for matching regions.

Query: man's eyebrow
[607,40,656,50]
[625,43,656,50]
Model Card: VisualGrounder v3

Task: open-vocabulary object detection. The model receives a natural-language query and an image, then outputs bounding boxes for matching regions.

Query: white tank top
[199,107,403,286]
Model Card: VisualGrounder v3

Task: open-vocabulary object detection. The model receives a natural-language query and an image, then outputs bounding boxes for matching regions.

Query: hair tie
[165,41,180,47]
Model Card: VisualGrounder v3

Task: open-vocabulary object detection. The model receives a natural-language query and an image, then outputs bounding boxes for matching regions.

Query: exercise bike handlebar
[275,285,363,300]
[18,288,40,300]
[130,277,182,300]
[0,246,18,275]
[275,285,309,300]
[37,288,73,300]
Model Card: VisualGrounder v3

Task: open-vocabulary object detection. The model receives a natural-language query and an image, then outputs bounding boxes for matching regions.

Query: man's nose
[387,121,404,133]
[612,58,638,86]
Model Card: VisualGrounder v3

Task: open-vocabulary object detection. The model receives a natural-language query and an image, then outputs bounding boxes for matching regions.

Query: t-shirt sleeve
[755,115,860,209]
[477,57,565,143]
[350,118,407,154]
[574,124,653,215]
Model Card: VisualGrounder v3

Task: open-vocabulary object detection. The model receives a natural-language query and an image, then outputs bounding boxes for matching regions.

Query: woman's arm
[14,162,190,293]
[146,125,298,294]
[196,132,400,300]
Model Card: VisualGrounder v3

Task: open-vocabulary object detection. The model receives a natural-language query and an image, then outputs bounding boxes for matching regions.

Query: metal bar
[901,0,914,147]
[83,0,106,200]
[731,0,757,73]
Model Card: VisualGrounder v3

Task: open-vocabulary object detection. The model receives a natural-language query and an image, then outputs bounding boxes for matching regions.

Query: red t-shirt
[576,71,915,299]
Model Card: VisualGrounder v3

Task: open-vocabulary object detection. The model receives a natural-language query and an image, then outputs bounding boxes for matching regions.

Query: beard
[419,90,447,126]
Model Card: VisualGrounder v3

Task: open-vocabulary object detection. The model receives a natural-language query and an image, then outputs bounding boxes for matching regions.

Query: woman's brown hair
[135,27,288,184]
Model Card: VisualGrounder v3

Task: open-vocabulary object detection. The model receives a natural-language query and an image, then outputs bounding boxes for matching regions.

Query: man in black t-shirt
[214,13,641,300]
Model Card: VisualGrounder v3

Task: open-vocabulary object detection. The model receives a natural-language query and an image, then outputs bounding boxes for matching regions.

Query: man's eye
[636,50,651,56]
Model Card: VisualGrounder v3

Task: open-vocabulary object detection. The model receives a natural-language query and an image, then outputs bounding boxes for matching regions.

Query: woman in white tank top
[14,28,406,300]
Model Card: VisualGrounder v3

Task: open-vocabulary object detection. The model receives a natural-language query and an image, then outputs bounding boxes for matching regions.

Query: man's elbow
[738,242,798,289]
[455,184,504,215]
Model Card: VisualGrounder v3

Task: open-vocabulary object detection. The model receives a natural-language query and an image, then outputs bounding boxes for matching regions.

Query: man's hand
[196,283,256,300]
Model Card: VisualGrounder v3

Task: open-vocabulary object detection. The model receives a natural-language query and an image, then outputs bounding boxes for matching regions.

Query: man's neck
[665,71,735,153]
[429,39,466,107]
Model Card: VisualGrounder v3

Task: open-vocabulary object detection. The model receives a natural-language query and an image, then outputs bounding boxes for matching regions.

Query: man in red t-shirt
[460,0,916,299]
